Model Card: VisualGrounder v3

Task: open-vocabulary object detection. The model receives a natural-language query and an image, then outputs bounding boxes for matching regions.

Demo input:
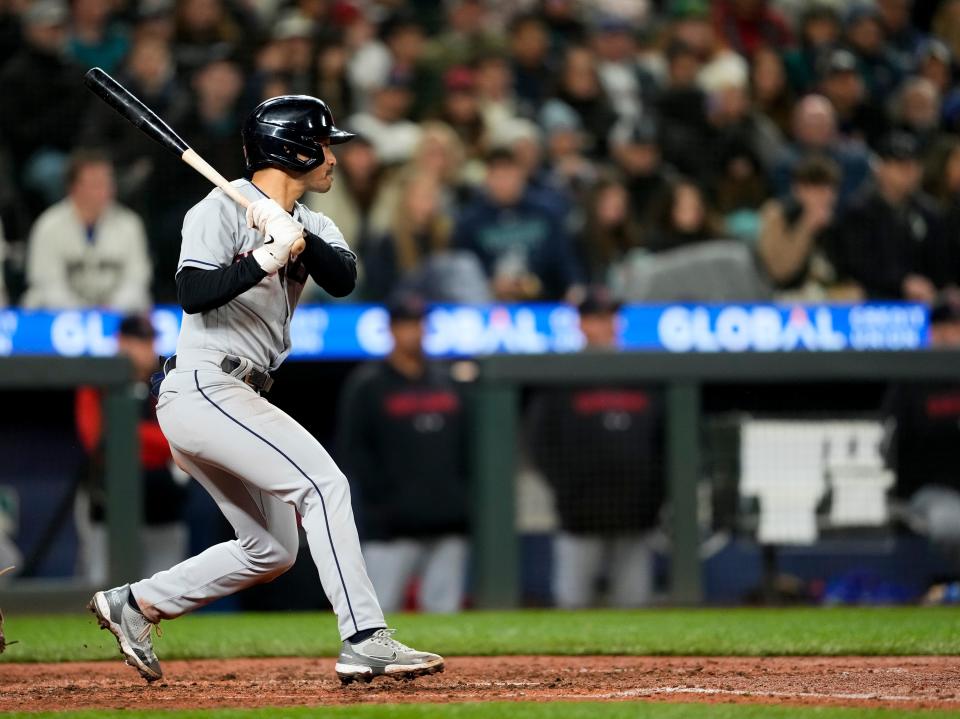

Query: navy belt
[164,354,273,394]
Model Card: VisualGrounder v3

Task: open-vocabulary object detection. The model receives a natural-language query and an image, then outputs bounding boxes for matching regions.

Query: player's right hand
[247,198,304,274]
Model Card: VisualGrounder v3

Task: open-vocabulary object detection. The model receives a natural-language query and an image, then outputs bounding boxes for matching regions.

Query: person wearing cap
[817,48,886,147]
[337,294,468,613]
[527,287,665,608]
[609,116,674,227]
[0,0,89,207]
[22,149,152,311]
[269,11,316,95]
[833,131,951,302]
[347,70,422,166]
[74,314,188,585]
[66,0,129,73]
[883,300,960,576]
[436,65,485,161]
[843,2,906,102]
[782,3,841,95]
[453,147,582,301]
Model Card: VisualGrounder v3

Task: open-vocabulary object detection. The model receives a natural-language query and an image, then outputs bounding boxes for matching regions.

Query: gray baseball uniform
[131,179,385,640]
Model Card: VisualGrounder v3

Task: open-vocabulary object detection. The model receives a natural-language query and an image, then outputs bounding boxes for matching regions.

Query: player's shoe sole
[335,656,445,685]
[88,593,163,683]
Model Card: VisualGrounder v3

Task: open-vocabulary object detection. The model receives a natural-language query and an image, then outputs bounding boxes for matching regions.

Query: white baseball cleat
[336,628,444,685]
[88,584,163,682]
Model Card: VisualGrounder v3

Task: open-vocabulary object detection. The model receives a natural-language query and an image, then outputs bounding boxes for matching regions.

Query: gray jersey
[175,179,353,371]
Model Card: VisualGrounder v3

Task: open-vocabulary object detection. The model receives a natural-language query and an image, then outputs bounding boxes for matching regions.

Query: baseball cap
[539,100,581,136]
[876,131,920,161]
[25,0,68,27]
[667,0,710,20]
[609,116,658,148]
[576,286,622,316]
[444,65,476,93]
[387,292,427,322]
[118,314,157,339]
[272,12,314,41]
[823,49,859,77]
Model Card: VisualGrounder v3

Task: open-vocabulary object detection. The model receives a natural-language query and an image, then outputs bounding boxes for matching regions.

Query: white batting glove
[246,198,304,274]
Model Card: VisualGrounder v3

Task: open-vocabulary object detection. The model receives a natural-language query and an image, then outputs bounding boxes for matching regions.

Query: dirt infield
[1,656,959,713]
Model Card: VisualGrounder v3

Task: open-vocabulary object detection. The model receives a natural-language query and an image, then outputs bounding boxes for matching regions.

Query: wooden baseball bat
[83,67,305,255]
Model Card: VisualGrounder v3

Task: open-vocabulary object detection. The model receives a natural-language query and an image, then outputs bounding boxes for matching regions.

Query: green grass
[4,703,960,719]
[2,607,960,663]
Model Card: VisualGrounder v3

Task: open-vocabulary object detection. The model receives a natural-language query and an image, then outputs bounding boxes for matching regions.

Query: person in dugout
[884,301,960,574]
[337,293,469,612]
[74,314,188,583]
[528,287,665,608]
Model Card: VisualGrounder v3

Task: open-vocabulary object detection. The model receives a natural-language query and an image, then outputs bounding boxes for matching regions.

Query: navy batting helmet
[242,95,355,173]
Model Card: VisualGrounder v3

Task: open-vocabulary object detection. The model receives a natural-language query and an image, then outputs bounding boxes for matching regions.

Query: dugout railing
[0,357,139,612]
[469,350,960,608]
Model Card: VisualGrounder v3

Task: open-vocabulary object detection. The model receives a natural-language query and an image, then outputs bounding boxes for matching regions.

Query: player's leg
[172,371,383,638]
[418,535,468,613]
[131,448,299,620]
[361,539,421,613]
[90,448,298,682]
[552,531,603,608]
[608,533,655,608]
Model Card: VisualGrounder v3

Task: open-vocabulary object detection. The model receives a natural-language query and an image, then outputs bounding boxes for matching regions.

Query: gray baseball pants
[131,350,385,640]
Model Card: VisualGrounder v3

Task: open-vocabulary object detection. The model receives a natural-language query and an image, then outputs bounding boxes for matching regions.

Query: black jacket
[337,361,468,540]
[833,186,950,298]
[528,384,665,534]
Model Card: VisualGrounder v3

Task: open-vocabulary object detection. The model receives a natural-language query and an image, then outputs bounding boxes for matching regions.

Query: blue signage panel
[0,303,929,359]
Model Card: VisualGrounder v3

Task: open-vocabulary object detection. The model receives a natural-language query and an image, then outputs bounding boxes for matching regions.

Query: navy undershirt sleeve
[176,255,267,314]
[299,230,357,298]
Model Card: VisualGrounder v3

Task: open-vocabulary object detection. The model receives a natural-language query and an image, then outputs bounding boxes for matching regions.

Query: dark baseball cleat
[88,585,163,682]
[336,628,444,684]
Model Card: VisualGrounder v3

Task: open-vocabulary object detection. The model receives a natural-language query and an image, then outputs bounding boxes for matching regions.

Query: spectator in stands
[348,72,422,166]
[713,0,793,60]
[772,94,871,208]
[757,156,840,300]
[592,16,656,124]
[74,313,187,585]
[782,3,841,95]
[577,174,642,284]
[884,301,960,570]
[751,46,794,136]
[22,150,151,310]
[833,132,949,302]
[269,11,317,96]
[817,49,887,148]
[305,134,390,275]
[876,0,923,62]
[67,0,127,72]
[437,65,486,161]
[314,40,351,120]
[381,12,436,120]
[609,117,673,228]
[454,147,582,301]
[363,174,452,300]
[713,144,769,242]
[424,0,502,72]
[915,39,954,99]
[538,99,597,204]
[925,137,960,211]
[508,12,554,117]
[891,77,945,157]
[338,293,469,613]
[648,177,723,253]
[528,287,665,608]
[0,0,88,208]
[656,39,710,180]
[172,0,243,77]
[933,0,960,62]
[475,51,519,141]
[668,0,748,95]
[553,45,617,158]
[843,3,905,103]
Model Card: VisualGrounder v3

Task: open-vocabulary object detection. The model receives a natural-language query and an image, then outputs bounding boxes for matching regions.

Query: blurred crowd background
[2,0,960,309]
[5,0,960,612]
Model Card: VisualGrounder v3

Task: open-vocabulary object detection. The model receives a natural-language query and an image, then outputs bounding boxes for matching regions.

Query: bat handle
[181,149,306,255]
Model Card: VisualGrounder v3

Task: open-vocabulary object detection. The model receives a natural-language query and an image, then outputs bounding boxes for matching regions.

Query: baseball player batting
[88,95,444,685]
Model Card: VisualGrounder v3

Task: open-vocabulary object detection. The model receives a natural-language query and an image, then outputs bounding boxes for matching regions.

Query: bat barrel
[84,67,190,156]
